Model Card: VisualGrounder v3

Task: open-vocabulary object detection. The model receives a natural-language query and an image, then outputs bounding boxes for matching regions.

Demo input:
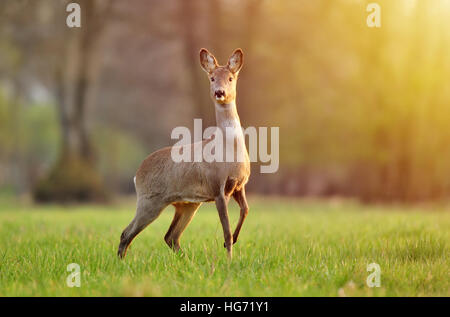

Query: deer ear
[199,48,218,73]
[227,48,244,74]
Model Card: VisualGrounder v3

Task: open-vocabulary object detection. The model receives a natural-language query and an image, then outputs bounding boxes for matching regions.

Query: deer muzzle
[214,90,226,101]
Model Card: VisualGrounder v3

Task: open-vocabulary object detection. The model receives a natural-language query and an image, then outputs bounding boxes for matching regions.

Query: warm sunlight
[0,0,449,301]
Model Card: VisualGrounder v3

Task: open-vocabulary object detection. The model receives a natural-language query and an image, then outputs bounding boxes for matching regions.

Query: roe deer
[117,48,250,259]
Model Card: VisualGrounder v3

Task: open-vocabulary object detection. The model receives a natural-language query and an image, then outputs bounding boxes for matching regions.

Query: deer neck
[214,101,242,132]
[214,101,249,165]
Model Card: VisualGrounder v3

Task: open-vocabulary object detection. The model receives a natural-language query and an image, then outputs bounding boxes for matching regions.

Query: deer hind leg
[164,202,201,252]
[232,187,249,245]
[118,196,167,259]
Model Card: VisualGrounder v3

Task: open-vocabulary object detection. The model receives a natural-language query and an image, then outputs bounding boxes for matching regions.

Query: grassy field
[0,196,448,297]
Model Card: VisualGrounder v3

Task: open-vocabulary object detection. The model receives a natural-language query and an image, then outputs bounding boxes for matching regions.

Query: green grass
[0,197,448,296]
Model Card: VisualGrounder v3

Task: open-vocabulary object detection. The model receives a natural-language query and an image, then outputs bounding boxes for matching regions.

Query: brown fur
[118,48,250,259]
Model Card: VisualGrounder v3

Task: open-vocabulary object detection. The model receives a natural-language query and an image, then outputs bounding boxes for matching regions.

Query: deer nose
[214,90,225,98]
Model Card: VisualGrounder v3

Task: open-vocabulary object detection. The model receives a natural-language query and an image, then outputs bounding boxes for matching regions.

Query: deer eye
[229,77,233,82]
[210,77,215,82]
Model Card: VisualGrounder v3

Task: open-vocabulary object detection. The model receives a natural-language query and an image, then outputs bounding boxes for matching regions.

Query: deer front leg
[232,187,249,245]
[215,193,233,259]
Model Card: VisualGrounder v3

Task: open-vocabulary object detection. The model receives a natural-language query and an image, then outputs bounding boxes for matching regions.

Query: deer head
[199,48,244,106]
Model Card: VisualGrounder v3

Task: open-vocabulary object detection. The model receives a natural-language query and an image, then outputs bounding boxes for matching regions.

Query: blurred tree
[32,0,117,202]
[0,0,116,201]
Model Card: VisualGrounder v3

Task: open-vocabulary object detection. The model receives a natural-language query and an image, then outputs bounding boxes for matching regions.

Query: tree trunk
[33,0,111,202]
